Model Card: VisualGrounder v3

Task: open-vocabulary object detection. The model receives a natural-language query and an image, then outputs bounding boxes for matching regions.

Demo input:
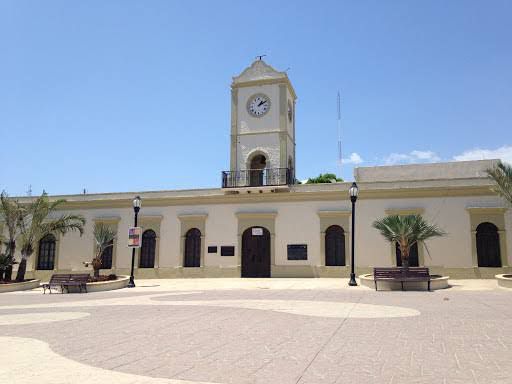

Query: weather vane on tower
[255,54,267,61]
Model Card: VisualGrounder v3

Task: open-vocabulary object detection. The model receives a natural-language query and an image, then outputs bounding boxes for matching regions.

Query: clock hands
[249,95,270,116]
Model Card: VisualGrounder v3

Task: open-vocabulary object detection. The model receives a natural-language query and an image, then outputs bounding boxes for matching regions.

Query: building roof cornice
[10,177,495,210]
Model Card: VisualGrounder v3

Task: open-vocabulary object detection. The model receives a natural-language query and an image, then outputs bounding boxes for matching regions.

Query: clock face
[287,100,293,122]
[247,94,270,117]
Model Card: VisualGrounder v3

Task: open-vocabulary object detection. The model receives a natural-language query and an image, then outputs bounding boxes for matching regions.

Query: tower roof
[233,59,287,83]
[232,59,296,99]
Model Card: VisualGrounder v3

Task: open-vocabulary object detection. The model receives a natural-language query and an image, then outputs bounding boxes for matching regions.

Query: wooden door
[325,225,345,266]
[242,227,271,277]
[476,222,501,267]
[184,228,201,267]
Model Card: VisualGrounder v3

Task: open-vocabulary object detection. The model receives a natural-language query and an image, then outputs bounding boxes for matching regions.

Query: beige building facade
[4,60,511,280]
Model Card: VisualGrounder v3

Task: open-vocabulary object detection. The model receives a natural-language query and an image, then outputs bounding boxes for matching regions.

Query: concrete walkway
[0,278,510,384]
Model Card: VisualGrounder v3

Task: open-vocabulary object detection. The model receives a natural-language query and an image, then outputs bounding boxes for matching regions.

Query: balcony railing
[222,168,292,188]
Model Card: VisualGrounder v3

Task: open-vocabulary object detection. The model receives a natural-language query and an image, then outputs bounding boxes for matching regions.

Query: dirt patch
[88,274,117,283]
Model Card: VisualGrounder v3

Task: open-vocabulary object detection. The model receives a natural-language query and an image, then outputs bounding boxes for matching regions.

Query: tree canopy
[487,161,512,205]
[305,173,343,184]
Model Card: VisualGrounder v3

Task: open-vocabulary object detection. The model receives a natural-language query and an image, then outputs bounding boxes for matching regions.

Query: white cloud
[410,150,441,161]
[382,150,440,165]
[342,152,364,165]
[453,145,512,164]
[374,146,512,167]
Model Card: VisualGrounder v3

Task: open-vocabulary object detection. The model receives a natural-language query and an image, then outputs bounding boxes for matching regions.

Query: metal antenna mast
[337,91,342,178]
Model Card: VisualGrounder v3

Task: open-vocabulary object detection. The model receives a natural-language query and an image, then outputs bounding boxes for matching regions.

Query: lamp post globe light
[348,182,359,286]
[128,195,141,288]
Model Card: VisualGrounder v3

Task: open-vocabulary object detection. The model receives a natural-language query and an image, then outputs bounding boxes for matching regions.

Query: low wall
[0,280,41,293]
[496,274,512,289]
[86,276,130,293]
[25,266,512,280]
[359,274,450,291]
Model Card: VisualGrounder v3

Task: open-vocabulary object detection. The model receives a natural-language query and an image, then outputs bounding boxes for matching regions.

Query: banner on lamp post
[128,227,142,248]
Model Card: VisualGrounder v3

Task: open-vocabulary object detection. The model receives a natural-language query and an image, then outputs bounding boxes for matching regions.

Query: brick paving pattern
[0,279,511,384]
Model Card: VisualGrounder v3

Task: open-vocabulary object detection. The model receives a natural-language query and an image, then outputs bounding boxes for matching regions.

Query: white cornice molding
[317,210,351,218]
[465,206,508,214]
[384,208,425,216]
[93,216,121,223]
[235,211,277,219]
[178,214,208,221]
[138,215,164,222]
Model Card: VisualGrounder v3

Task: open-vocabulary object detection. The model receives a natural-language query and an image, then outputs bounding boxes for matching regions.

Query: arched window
[395,243,419,267]
[476,222,501,267]
[325,225,345,266]
[184,228,201,267]
[139,230,156,268]
[37,234,56,270]
[101,240,113,269]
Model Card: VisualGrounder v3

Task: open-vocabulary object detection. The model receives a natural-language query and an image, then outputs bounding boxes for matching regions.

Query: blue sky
[1,0,511,196]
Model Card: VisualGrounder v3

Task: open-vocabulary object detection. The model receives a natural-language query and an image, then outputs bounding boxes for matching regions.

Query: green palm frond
[372,214,445,263]
[0,192,19,241]
[487,161,512,205]
[17,192,86,258]
[93,223,117,258]
[0,191,21,257]
[40,214,86,236]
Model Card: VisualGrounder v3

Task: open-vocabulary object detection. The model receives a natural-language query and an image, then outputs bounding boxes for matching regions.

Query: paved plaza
[0,278,511,384]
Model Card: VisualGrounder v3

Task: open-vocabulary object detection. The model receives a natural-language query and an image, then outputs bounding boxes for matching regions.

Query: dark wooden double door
[242,227,271,277]
[476,222,501,267]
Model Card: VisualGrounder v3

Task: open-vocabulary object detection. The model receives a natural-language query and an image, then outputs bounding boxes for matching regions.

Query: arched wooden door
[396,243,419,267]
[184,228,201,267]
[139,230,156,268]
[325,225,345,266]
[476,222,501,267]
[242,227,271,277]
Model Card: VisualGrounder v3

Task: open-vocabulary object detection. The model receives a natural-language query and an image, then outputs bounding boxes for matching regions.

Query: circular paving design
[0,311,90,325]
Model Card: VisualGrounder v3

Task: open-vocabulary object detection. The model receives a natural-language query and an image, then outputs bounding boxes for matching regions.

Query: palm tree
[92,223,117,278]
[0,192,20,281]
[487,161,512,205]
[372,214,445,269]
[15,193,86,282]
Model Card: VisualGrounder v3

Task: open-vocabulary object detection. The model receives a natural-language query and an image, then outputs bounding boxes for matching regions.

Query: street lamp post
[128,195,141,288]
[348,182,359,286]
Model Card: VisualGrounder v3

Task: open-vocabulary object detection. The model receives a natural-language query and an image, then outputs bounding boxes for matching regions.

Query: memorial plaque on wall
[252,227,263,236]
[221,246,235,256]
[207,246,218,253]
[287,244,308,260]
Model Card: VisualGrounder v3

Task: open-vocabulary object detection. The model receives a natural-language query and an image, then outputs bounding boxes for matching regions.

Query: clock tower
[224,59,297,189]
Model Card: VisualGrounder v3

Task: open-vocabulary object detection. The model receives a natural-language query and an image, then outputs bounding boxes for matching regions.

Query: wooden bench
[42,273,90,294]
[43,274,71,294]
[62,273,90,294]
[373,267,431,291]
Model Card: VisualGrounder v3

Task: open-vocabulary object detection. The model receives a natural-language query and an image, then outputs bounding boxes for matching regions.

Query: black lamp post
[128,195,141,288]
[348,182,359,286]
